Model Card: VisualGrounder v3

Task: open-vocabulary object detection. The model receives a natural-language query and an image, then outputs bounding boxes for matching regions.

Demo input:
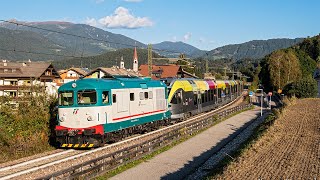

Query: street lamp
[261,92,263,116]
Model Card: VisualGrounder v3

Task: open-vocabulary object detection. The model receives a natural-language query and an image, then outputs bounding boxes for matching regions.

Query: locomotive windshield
[59,91,74,106]
[77,90,97,105]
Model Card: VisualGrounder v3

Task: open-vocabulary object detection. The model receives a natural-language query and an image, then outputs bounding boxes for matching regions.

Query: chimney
[133,46,138,72]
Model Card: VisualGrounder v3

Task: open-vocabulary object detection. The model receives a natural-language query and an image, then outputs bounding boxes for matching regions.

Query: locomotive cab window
[77,90,96,105]
[171,92,182,104]
[59,91,74,106]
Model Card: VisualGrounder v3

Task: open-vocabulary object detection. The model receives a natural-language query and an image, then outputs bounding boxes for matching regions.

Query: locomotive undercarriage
[56,118,173,148]
[56,130,103,148]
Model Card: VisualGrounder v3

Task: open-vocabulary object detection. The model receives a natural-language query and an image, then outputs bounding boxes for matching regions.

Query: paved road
[110,107,264,180]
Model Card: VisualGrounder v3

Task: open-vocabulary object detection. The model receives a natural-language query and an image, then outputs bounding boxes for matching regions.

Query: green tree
[265,49,301,90]
[251,64,261,91]
[292,75,318,98]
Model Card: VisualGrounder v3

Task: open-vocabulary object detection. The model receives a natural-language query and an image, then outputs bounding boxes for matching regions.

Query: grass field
[214,98,320,179]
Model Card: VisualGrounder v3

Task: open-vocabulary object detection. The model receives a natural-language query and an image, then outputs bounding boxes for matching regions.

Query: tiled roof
[59,68,90,76]
[0,61,60,78]
[86,67,143,78]
[139,64,181,79]
[70,68,90,76]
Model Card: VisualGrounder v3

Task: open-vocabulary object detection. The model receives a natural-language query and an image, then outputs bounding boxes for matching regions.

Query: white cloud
[98,7,153,29]
[124,0,143,2]
[85,17,98,27]
[183,32,192,41]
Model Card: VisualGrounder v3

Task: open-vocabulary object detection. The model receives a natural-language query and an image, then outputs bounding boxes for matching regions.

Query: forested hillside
[153,41,206,58]
[0,20,145,60]
[207,38,303,60]
[53,48,166,70]
[0,27,73,61]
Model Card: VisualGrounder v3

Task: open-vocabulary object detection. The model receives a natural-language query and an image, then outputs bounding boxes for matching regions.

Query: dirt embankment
[215,98,320,179]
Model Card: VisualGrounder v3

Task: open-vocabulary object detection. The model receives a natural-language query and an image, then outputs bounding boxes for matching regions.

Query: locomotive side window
[59,91,73,106]
[144,92,148,99]
[102,91,109,104]
[113,94,117,103]
[148,91,153,99]
[130,93,134,101]
[78,90,96,105]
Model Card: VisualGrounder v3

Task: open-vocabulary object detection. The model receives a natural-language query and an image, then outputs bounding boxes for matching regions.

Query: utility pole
[205,53,209,74]
[224,67,227,80]
[232,68,234,80]
[205,59,208,73]
[147,44,152,77]
[261,93,263,116]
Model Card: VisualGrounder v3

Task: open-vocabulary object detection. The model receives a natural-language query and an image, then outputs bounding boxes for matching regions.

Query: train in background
[55,76,243,148]
[164,78,242,120]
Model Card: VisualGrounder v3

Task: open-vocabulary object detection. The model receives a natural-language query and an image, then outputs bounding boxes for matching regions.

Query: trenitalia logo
[73,109,79,114]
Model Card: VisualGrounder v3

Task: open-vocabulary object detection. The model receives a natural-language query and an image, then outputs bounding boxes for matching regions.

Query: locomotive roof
[58,77,166,92]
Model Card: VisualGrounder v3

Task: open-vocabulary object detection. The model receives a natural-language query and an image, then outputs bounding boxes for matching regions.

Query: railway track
[0,96,247,180]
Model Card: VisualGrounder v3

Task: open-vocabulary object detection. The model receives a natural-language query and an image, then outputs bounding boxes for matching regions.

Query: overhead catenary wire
[0,19,187,57]
[0,48,77,58]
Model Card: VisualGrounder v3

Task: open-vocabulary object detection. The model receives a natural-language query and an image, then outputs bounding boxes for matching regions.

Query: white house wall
[67,70,79,78]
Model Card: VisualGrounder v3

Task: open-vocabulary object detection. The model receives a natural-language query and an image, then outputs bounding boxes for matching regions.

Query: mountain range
[207,38,304,60]
[152,41,206,58]
[0,20,305,62]
[0,20,144,60]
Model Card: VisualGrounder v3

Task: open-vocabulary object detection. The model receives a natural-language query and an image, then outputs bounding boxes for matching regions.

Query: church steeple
[133,46,138,72]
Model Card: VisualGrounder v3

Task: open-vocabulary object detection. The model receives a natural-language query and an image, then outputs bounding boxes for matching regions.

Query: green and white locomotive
[55,76,171,148]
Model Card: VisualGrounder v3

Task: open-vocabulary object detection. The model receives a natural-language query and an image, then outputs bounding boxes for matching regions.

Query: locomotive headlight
[87,116,93,121]
[60,116,65,122]
[60,113,67,122]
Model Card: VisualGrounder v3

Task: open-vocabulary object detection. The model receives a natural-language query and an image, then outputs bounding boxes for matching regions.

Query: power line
[0,19,186,55]
[0,48,77,58]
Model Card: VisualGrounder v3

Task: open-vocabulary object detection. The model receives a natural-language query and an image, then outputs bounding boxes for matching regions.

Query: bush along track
[0,89,57,163]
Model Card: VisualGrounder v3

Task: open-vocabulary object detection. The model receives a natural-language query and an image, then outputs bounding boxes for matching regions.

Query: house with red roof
[139,64,198,80]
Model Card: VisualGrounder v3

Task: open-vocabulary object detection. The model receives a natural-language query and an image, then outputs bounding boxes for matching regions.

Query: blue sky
[1,0,320,50]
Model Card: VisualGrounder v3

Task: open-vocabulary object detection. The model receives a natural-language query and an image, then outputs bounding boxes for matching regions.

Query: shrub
[294,75,318,98]
[0,90,57,162]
